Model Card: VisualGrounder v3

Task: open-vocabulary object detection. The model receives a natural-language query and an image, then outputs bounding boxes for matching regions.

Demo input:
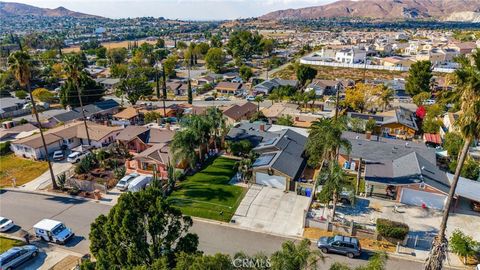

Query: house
[54,99,120,123]
[226,121,274,147]
[222,102,257,125]
[381,56,414,68]
[447,42,477,55]
[364,152,450,210]
[253,78,298,95]
[166,82,182,95]
[0,123,39,142]
[194,75,215,86]
[261,103,300,124]
[12,109,69,129]
[95,78,121,90]
[116,125,176,177]
[251,129,308,192]
[11,121,121,160]
[214,82,242,94]
[335,48,366,64]
[305,79,342,96]
[0,97,27,119]
[440,112,461,139]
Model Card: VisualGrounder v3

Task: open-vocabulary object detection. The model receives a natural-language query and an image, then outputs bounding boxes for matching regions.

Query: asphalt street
[0,190,453,270]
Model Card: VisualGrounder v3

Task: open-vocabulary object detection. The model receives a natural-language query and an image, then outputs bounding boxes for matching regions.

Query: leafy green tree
[177,41,188,50]
[194,42,210,57]
[226,30,263,62]
[449,157,480,180]
[60,73,104,107]
[110,64,128,78]
[95,46,107,59]
[205,48,226,73]
[348,117,365,133]
[443,132,464,159]
[239,65,253,82]
[163,55,178,78]
[318,161,350,222]
[277,114,294,126]
[412,92,431,107]
[174,252,233,270]
[144,111,163,123]
[118,77,152,105]
[270,239,323,270]
[89,186,198,269]
[260,38,275,56]
[449,230,479,264]
[210,35,222,48]
[107,48,128,65]
[296,65,317,87]
[405,60,432,96]
[156,38,165,48]
[330,252,387,270]
[171,128,200,169]
[421,117,442,134]
[32,88,55,103]
[15,90,27,99]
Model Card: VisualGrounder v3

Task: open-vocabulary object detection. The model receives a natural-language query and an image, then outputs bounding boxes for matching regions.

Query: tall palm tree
[63,54,91,145]
[318,161,349,222]
[378,85,394,111]
[270,239,323,270]
[254,95,264,112]
[171,129,199,170]
[206,107,224,151]
[180,115,211,162]
[424,51,480,270]
[8,51,58,190]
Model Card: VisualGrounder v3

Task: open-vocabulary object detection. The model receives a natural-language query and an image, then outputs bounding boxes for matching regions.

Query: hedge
[376,218,409,240]
[0,141,12,156]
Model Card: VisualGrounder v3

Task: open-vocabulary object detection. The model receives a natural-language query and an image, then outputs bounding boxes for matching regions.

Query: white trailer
[128,175,152,192]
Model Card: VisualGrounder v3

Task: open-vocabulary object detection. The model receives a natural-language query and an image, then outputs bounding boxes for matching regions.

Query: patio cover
[447,173,480,202]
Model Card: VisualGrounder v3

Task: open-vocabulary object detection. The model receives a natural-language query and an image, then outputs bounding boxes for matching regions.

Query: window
[331,242,341,247]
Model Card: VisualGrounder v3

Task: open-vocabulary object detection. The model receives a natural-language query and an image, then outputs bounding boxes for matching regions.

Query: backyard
[0,154,48,188]
[168,156,246,222]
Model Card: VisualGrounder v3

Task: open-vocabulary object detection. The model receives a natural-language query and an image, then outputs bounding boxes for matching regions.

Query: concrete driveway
[232,185,310,237]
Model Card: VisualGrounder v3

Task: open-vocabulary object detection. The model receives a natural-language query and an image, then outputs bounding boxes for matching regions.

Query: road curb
[1,188,116,206]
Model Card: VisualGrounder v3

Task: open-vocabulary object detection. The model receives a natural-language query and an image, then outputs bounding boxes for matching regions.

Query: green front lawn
[0,154,49,188]
[168,157,246,222]
[0,236,24,253]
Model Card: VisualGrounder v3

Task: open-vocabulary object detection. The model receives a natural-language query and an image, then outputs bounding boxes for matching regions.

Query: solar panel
[253,153,276,167]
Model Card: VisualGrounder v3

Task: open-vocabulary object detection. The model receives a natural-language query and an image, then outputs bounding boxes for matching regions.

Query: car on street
[204,96,215,101]
[317,235,361,258]
[0,245,39,270]
[52,150,64,161]
[215,96,230,101]
[116,173,139,191]
[246,95,256,101]
[0,216,14,232]
[67,151,87,163]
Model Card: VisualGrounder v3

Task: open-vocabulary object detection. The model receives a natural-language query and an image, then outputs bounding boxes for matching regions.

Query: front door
[289,180,296,192]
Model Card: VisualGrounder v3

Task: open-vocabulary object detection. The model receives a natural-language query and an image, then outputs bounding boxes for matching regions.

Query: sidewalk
[18,161,73,191]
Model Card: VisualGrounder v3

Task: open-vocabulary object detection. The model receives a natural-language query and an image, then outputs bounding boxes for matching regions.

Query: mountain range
[0,2,101,18]
[260,0,480,22]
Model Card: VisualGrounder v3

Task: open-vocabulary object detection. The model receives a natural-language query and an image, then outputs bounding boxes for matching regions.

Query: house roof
[113,107,140,120]
[341,131,436,164]
[423,133,442,144]
[54,99,119,123]
[262,103,299,118]
[348,107,418,131]
[446,173,480,202]
[116,126,175,144]
[0,123,39,141]
[253,129,307,179]
[365,152,450,194]
[13,121,120,149]
[226,121,274,147]
[223,102,257,121]
[215,82,242,91]
[135,143,171,164]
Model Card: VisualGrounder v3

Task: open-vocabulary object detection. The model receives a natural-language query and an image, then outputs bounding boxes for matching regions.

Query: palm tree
[63,54,91,145]
[8,51,58,190]
[305,117,351,165]
[254,95,264,112]
[378,85,394,111]
[424,51,480,270]
[171,129,199,170]
[206,107,225,151]
[330,252,387,270]
[318,161,349,222]
[270,239,323,270]
[181,115,211,162]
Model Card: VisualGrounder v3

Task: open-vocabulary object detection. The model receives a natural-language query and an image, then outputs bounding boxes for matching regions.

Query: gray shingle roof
[225,121,274,147]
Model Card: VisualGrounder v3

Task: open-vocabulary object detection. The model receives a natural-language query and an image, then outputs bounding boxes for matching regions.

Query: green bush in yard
[376,218,409,240]
[0,141,12,156]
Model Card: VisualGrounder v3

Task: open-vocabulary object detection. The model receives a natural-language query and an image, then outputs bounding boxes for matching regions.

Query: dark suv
[317,235,361,258]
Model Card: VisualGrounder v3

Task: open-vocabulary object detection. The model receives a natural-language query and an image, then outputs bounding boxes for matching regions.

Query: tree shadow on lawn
[181,186,237,203]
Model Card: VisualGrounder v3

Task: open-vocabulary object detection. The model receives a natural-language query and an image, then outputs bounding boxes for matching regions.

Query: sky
[6,0,336,20]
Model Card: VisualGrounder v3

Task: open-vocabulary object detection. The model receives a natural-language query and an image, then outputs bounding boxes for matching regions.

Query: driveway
[232,185,310,237]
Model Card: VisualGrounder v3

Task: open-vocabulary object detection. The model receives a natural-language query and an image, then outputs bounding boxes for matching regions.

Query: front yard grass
[0,154,49,188]
[0,236,24,253]
[168,156,246,222]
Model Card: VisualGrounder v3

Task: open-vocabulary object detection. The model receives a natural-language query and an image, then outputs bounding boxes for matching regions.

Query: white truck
[33,219,74,244]
[128,175,152,192]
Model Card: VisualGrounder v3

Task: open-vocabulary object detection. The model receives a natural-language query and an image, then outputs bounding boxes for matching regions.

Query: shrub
[15,90,28,99]
[56,172,66,189]
[75,154,96,174]
[0,141,12,156]
[114,166,126,180]
[376,218,409,240]
[449,229,479,263]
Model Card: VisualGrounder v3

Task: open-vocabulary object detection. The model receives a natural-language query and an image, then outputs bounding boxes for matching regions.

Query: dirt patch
[51,255,81,270]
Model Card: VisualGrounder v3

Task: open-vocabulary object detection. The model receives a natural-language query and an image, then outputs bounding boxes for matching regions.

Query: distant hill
[260,0,480,22]
[0,2,102,18]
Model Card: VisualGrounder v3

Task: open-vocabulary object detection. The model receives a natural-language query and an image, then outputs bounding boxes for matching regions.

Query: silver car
[115,173,139,191]
[0,245,39,269]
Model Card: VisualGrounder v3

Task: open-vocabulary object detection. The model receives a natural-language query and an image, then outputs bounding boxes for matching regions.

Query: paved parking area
[335,197,480,242]
[231,185,310,237]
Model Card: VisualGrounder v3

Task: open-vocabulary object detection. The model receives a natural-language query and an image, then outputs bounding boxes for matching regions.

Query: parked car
[33,219,74,244]
[0,216,14,232]
[317,235,361,258]
[423,99,436,105]
[216,96,230,101]
[0,245,38,269]
[116,173,139,191]
[204,96,215,101]
[52,150,64,161]
[67,151,87,163]
[246,95,256,101]
[128,175,152,192]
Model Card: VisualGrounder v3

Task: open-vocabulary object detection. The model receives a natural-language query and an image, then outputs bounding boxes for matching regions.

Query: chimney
[259,124,265,132]
[365,131,372,140]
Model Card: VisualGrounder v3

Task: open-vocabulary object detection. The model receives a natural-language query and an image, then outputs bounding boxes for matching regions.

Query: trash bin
[305,188,312,197]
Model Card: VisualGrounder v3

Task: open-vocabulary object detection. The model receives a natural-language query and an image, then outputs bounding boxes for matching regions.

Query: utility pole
[76,82,91,145]
[334,88,340,120]
[162,64,167,117]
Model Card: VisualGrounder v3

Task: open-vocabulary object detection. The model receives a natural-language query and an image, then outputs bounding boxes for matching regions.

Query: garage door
[255,172,286,189]
[400,188,447,210]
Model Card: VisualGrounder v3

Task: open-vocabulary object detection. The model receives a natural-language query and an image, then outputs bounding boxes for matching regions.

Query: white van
[33,219,74,244]
[127,175,152,192]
